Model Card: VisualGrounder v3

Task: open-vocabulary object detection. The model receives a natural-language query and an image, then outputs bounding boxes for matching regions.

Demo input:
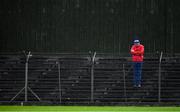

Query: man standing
[130,39,144,87]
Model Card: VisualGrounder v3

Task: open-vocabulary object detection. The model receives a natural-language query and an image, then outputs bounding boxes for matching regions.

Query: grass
[0,106,180,112]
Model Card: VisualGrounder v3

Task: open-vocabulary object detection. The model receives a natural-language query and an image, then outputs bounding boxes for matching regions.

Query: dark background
[0,0,179,53]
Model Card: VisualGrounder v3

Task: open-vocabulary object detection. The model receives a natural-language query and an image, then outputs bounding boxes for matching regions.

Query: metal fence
[0,52,180,105]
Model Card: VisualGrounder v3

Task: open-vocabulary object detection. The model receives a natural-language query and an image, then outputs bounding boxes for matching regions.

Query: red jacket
[130,44,144,62]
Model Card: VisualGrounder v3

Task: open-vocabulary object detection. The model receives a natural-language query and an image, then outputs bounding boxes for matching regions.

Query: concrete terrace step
[0,54,180,104]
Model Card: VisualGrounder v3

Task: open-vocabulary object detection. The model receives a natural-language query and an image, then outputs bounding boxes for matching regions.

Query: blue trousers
[133,62,143,86]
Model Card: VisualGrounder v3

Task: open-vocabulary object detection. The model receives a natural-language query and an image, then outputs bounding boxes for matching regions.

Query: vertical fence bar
[10,51,33,102]
[90,62,94,103]
[158,51,163,103]
[25,52,31,102]
[57,61,62,103]
[91,52,96,103]
[25,58,28,102]
[123,64,127,102]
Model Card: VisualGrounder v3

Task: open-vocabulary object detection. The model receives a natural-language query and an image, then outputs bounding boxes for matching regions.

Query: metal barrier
[0,52,180,105]
[158,51,163,103]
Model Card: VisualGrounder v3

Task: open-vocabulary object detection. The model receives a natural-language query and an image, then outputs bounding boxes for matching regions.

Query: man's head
[134,39,140,45]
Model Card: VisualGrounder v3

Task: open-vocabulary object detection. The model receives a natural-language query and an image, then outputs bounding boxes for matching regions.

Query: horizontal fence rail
[0,53,180,105]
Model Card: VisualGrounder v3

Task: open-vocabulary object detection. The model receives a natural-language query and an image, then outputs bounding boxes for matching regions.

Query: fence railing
[0,52,180,105]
